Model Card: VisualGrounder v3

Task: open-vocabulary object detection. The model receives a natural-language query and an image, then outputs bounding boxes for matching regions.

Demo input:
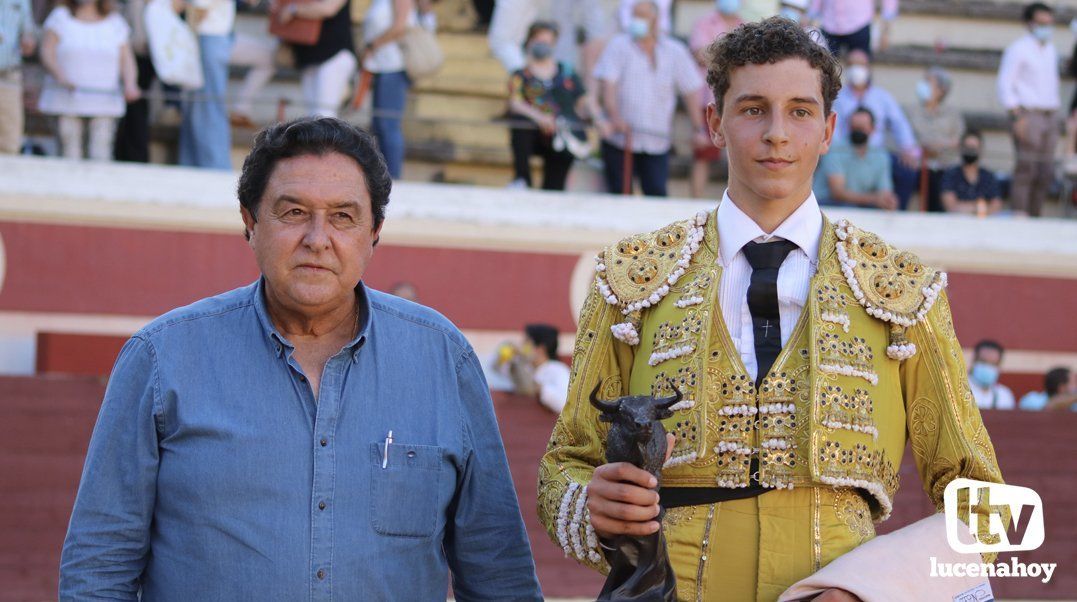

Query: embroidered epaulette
[835,220,947,360]
[595,212,709,345]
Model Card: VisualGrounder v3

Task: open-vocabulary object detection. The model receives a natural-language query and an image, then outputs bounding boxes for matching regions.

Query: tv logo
[944,479,1045,553]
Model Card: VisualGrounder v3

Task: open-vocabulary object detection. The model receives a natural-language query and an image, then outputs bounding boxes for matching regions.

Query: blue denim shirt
[59,279,542,601]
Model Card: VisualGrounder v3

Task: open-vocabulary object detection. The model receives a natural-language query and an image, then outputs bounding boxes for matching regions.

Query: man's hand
[537,113,557,136]
[873,190,898,211]
[587,434,674,539]
[124,83,142,103]
[899,149,919,170]
[813,588,862,601]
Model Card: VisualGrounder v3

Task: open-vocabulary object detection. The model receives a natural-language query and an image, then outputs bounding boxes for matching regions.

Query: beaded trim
[674,295,705,308]
[668,399,696,411]
[819,361,880,386]
[716,404,758,416]
[596,211,709,346]
[819,475,893,522]
[649,343,695,366]
[555,482,579,555]
[834,220,947,360]
[569,485,588,559]
[822,419,880,439]
[821,310,851,333]
[663,451,699,468]
[714,441,754,455]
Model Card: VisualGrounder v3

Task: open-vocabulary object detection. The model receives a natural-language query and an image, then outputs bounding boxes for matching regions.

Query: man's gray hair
[927,66,953,100]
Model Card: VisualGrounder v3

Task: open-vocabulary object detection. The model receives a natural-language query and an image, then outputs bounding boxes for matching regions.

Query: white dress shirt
[996,33,1061,111]
[716,191,823,381]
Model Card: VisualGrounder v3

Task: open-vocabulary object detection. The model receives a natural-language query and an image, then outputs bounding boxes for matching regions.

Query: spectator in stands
[113,0,153,162]
[38,0,140,161]
[280,0,357,119]
[494,324,570,413]
[811,0,898,57]
[361,0,415,179]
[617,0,670,35]
[594,0,705,197]
[175,0,234,169]
[739,0,779,23]
[908,66,965,212]
[1065,25,1077,180]
[968,339,1016,410]
[779,0,824,43]
[939,130,1005,216]
[506,22,586,191]
[0,0,35,155]
[997,2,1060,217]
[832,49,920,208]
[228,2,280,129]
[488,0,610,73]
[814,107,896,209]
[1020,366,1077,411]
[687,0,742,198]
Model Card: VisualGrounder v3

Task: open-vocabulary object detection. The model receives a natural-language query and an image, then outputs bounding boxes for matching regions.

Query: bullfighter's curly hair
[705,16,842,116]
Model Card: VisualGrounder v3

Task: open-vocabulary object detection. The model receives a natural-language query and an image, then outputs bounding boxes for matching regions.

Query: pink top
[810,0,898,36]
[690,12,742,106]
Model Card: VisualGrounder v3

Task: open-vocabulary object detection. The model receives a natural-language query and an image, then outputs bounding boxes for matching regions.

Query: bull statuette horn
[589,382,620,414]
[655,380,682,410]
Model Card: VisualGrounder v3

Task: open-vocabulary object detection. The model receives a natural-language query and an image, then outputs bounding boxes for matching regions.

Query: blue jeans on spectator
[372,71,409,179]
[601,140,669,197]
[180,34,233,170]
[890,152,918,210]
[824,23,871,58]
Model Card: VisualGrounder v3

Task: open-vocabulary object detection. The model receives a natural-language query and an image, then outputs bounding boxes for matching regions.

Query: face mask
[850,130,869,146]
[915,79,933,103]
[528,42,553,60]
[960,150,979,165]
[628,17,650,40]
[1032,24,1053,43]
[846,64,870,88]
[971,362,1000,388]
[1071,18,1077,35]
[717,0,740,15]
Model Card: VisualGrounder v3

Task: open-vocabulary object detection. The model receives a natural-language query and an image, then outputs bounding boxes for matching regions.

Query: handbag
[399,26,443,80]
[269,0,322,46]
[143,0,203,89]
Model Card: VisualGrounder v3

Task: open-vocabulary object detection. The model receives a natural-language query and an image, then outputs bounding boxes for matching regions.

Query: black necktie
[742,239,799,387]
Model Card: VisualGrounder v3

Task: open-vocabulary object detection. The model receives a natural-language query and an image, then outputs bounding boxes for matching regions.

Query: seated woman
[939,130,1004,216]
[506,21,587,191]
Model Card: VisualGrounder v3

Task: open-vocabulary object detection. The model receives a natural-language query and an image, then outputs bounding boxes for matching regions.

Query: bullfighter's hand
[587,433,674,539]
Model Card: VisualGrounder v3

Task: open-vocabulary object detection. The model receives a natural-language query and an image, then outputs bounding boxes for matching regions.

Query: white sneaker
[506,178,528,189]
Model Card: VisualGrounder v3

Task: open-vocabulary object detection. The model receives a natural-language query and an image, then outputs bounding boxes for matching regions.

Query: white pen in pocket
[382,430,393,469]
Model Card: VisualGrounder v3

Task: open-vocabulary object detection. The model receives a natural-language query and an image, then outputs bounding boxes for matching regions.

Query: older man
[59,117,542,601]
[594,0,705,197]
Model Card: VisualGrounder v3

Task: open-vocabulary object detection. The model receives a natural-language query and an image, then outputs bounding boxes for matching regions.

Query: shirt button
[316,569,326,580]
[299,375,307,382]
[318,500,326,510]
[320,437,328,447]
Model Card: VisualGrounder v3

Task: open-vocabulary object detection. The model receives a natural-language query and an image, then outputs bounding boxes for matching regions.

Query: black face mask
[850,130,869,146]
[961,151,979,165]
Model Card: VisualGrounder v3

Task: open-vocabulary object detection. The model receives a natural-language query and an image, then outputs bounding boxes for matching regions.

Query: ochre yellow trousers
[661,487,876,602]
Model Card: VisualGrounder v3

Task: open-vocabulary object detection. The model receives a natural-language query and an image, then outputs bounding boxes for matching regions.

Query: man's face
[849,111,874,138]
[974,347,1002,367]
[241,152,382,315]
[707,58,835,207]
[632,2,657,35]
[1030,9,1054,29]
[961,135,982,154]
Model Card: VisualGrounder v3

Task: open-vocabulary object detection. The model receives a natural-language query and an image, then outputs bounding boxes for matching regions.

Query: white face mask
[915,79,933,103]
[846,64,870,88]
[1031,24,1053,42]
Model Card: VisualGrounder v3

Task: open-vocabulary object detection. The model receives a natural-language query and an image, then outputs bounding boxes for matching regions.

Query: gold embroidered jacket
[537,210,1004,570]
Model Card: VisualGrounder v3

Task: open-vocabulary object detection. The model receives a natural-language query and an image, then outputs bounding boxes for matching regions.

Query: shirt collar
[252,277,371,359]
[716,189,823,267]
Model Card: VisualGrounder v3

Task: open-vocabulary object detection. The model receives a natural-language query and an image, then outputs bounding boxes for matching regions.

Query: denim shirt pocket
[369,442,443,537]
